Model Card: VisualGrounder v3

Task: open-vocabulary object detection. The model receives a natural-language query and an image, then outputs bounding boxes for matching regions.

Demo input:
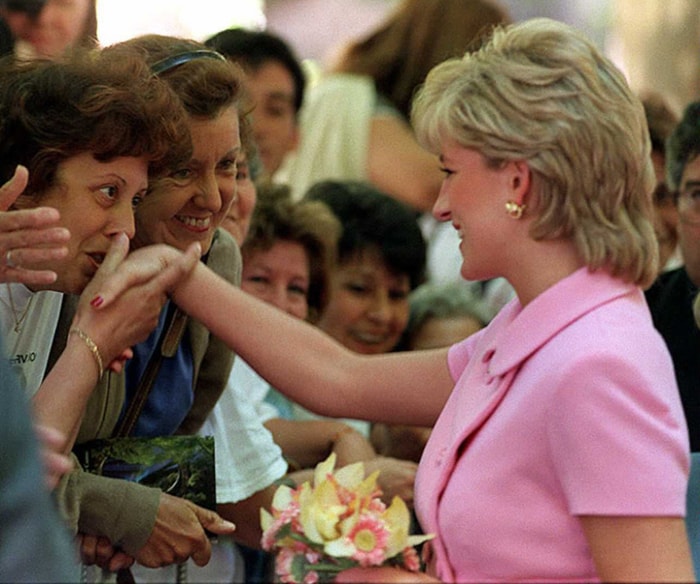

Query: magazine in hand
[74,435,216,511]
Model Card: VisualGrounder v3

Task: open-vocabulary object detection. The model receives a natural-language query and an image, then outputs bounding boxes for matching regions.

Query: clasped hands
[71,234,201,375]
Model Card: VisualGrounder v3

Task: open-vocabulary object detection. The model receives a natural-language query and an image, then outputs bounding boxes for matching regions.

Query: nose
[432,185,451,223]
[106,199,136,239]
[268,284,296,315]
[366,290,392,324]
[193,171,223,213]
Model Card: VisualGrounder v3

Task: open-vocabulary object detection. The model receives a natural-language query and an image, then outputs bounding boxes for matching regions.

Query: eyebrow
[264,91,295,103]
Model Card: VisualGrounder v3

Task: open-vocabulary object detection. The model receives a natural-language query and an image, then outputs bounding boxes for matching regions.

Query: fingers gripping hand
[90,242,201,310]
[72,241,201,366]
[0,165,29,211]
[146,242,201,299]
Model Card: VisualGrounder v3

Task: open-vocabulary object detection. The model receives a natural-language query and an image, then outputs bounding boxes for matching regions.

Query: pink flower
[305,549,322,564]
[275,548,298,583]
[347,515,390,567]
[402,546,421,572]
[261,454,434,582]
[260,528,276,551]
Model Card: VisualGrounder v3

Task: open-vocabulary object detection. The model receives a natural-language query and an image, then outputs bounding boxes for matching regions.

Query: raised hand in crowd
[0,165,69,285]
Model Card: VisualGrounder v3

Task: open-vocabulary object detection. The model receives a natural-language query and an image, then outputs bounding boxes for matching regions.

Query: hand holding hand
[71,236,201,369]
[0,166,70,285]
[87,240,201,311]
[135,493,235,568]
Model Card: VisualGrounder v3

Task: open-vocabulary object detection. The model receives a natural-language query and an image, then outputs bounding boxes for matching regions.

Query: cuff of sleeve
[55,467,161,555]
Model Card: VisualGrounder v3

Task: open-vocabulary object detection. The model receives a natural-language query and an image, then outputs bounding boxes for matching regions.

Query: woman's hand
[85,238,201,312]
[72,235,201,368]
[78,534,135,572]
[0,166,70,285]
[364,457,418,507]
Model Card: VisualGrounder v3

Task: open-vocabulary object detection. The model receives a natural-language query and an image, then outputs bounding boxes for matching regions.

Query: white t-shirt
[0,284,63,396]
[201,357,288,504]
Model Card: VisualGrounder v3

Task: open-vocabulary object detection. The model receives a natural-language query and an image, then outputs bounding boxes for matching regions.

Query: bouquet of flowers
[260,453,434,583]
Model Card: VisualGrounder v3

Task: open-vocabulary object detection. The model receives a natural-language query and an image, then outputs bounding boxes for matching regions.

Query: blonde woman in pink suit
[94,18,695,582]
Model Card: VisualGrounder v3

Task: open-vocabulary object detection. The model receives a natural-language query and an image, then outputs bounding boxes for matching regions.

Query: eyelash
[98,185,118,199]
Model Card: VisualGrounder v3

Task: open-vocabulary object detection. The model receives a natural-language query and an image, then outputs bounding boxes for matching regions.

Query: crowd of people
[0,0,698,582]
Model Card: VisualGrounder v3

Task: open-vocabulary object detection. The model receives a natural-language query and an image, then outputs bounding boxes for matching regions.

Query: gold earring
[505,200,526,219]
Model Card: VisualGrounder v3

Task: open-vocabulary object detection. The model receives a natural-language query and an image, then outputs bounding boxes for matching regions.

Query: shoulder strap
[113,305,188,437]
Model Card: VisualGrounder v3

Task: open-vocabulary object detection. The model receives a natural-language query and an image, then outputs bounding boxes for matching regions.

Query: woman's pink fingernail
[90,296,104,308]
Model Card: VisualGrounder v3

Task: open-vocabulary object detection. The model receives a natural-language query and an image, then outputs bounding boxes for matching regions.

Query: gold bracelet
[69,328,104,379]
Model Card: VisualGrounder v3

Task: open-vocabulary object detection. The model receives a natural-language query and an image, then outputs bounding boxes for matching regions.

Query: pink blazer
[414,268,689,582]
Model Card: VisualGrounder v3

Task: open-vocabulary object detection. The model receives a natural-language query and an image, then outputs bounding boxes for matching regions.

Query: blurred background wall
[97,0,700,115]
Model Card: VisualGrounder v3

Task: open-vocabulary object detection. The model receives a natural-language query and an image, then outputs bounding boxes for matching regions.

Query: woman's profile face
[133,105,241,255]
[21,152,148,294]
[435,142,515,282]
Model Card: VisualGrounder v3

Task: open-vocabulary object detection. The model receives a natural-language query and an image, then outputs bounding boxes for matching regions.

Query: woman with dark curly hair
[0,46,236,574]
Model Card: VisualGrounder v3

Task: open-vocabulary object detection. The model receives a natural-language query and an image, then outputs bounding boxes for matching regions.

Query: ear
[507,160,531,205]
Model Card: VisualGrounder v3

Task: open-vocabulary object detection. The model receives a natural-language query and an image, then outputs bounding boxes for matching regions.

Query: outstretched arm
[96,261,452,427]
[580,515,694,582]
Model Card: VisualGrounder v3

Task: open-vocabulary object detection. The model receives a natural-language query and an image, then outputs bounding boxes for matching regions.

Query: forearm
[33,336,101,451]
[169,264,451,427]
[171,264,365,418]
[264,419,375,469]
[55,466,160,555]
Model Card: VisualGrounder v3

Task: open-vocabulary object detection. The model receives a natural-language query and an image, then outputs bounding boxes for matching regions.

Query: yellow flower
[260,452,434,581]
[382,496,433,557]
[299,479,347,543]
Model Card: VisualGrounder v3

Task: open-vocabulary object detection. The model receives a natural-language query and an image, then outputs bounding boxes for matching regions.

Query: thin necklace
[1,283,34,333]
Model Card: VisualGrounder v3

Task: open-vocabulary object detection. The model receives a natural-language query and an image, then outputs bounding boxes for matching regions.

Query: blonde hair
[412,18,657,287]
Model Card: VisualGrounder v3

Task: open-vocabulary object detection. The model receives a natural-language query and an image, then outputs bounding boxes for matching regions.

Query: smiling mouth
[176,215,211,230]
[351,331,391,345]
